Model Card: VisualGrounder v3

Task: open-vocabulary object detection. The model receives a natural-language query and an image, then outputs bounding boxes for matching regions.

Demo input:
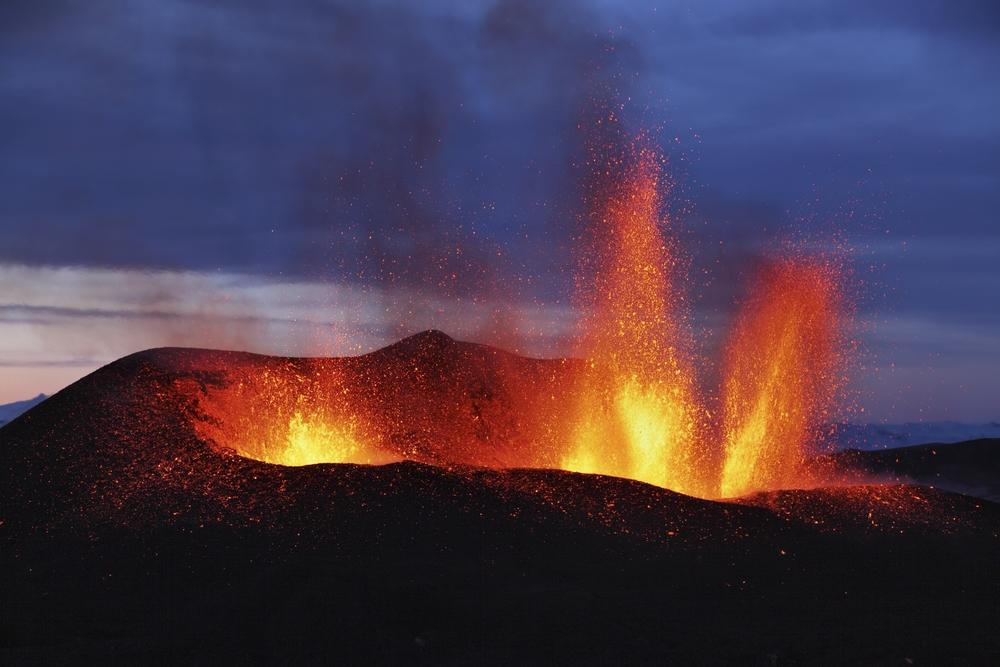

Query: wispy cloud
[0,262,578,402]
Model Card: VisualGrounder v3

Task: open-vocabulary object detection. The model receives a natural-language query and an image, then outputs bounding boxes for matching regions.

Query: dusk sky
[2,0,998,421]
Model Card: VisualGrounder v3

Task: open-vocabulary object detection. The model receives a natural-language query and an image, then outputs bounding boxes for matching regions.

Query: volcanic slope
[830,438,1000,503]
[2,331,998,665]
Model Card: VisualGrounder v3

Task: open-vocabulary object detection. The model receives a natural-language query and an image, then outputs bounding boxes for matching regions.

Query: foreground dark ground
[2,335,998,665]
[4,476,998,666]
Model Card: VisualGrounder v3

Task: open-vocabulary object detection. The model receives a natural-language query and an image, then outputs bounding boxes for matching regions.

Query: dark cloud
[1,0,998,417]
[0,0,644,296]
[710,0,1000,40]
[2,0,996,272]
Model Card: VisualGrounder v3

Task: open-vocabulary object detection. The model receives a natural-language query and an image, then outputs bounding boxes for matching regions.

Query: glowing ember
[561,145,710,497]
[719,259,845,498]
[187,366,399,467]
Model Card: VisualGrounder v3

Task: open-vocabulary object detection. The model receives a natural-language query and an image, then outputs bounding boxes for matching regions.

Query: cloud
[2,1,997,270]
[0,262,576,393]
[1,1,998,419]
[704,0,1000,40]
[0,0,640,295]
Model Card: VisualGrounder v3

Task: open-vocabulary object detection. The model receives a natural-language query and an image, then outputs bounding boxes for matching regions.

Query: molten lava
[267,410,386,466]
[561,146,709,497]
[718,259,845,497]
[190,366,398,466]
[181,130,850,501]
[557,135,849,498]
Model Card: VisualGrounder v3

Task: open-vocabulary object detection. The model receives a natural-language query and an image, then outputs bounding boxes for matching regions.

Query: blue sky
[1,0,998,420]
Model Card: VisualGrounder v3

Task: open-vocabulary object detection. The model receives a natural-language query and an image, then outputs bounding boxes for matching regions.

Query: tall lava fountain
[718,259,846,497]
[561,144,710,497]
[560,132,850,498]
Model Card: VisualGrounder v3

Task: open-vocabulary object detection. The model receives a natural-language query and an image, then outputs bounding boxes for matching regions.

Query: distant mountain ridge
[0,394,46,427]
[835,421,1000,451]
[830,438,1000,503]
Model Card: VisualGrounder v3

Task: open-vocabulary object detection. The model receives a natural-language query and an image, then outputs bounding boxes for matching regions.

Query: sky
[1,0,998,421]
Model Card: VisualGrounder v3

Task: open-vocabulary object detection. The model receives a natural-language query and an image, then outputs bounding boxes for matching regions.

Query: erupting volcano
[170,137,849,502]
[2,129,996,667]
[5,1,999,661]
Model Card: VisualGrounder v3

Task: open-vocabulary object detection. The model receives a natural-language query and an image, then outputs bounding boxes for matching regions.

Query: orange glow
[187,365,399,467]
[560,146,710,497]
[263,410,392,466]
[719,259,845,497]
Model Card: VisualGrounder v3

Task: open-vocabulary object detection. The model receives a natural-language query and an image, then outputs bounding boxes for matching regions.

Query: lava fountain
[189,365,399,466]
[558,133,849,499]
[718,259,846,497]
[560,144,711,497]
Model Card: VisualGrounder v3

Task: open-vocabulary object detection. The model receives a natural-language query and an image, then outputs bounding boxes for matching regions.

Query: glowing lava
[263,410,391,466]
[188,367,398,467]
[559,136,848,499]
[561,145,710,497]
[718,259,845,498]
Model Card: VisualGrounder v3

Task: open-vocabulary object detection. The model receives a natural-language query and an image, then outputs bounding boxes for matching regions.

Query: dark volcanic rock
[830,439,1000,503]
[2,335,998,665]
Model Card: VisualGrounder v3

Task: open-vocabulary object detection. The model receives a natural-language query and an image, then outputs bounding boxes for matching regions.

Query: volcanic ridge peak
[393,328,456,348]
[110,330,460,365]
[370,328,464,360]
